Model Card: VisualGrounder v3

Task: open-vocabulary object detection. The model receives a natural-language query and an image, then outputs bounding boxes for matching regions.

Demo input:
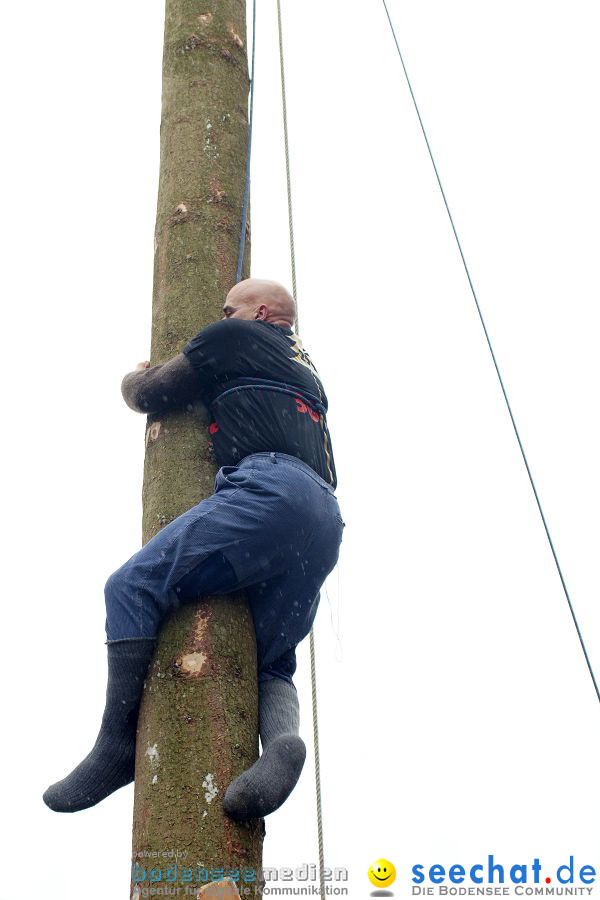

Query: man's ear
[255,304,268,320]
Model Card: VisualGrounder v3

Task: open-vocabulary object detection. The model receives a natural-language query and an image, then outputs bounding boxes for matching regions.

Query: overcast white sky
[1,1,599,898]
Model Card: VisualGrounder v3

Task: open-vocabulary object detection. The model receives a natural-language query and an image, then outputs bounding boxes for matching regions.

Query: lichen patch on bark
[145,743,160,766]
[202,772,218,803]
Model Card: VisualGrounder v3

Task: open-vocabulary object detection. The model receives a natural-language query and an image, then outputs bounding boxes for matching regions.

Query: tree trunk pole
[131,0,263,894]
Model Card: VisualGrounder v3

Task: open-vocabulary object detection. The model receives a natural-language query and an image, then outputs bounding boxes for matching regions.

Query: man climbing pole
[43,277,344,821]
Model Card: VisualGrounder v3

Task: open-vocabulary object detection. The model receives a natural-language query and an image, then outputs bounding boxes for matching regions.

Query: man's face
[222,297,256,320]
[222,286,267,322]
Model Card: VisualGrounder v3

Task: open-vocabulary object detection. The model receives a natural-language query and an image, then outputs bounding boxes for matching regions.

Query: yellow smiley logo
[368,858,396,889]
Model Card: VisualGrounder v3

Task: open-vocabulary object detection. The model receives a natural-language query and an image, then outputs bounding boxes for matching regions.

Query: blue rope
[235,0,257,284]
[381,0,600,705]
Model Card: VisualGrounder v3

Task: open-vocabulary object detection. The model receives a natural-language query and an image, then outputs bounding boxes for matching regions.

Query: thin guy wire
[235,0,257,283]
[381,0,600,704]
[276,1,326,891]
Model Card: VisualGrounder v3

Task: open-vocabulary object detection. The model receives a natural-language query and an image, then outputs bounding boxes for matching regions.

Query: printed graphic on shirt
[284,333,336,483]
[288,333,320,377]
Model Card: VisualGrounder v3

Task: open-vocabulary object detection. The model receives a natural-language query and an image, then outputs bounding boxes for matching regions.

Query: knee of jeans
[104,565,135,605]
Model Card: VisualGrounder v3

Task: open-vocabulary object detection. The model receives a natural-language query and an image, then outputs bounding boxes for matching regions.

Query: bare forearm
[121,354,205,414]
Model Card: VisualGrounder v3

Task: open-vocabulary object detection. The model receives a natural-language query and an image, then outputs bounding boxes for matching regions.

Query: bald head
[222,279,296,328]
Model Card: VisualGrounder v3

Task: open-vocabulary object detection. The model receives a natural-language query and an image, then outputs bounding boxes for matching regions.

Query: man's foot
[223,676,305,821]
[43,638,155,813]
[223,734,306,820]
[43,736,136,813]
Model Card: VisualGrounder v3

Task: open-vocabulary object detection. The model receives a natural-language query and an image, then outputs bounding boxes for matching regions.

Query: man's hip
[213,451,343,586]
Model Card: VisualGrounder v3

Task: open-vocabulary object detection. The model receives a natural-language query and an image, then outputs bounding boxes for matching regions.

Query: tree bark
[131,0,263,894]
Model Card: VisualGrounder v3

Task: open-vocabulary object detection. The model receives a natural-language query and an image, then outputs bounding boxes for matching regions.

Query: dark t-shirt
[182,319,337,487]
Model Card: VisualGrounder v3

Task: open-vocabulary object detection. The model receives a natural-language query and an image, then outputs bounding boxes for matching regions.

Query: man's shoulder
[184,319,292,356]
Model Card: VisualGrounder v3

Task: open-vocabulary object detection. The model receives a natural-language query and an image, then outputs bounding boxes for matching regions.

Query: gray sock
[223,678,306,821]
[43,638,156,813]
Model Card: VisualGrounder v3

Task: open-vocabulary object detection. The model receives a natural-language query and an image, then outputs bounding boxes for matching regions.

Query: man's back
[182,318,336,486]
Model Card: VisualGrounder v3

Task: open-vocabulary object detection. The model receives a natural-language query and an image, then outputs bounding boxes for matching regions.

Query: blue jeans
[104,453,344,682]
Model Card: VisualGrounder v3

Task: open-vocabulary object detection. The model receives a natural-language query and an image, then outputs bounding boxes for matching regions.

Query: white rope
[275,2,326,895]
[276,0,298,310]
[308,629,325,896]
